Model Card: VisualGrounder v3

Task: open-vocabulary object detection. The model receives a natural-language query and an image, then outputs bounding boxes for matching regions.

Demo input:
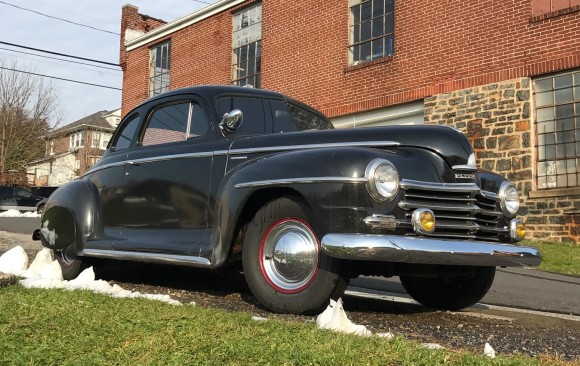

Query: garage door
[331,101,424,129]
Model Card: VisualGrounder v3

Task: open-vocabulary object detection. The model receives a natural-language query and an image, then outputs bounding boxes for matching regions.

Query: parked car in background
[31,186,59,215]
[0,185,45,212]
[35,85,542,314]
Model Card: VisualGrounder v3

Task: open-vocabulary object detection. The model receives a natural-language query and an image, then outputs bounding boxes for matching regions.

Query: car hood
[228,124,474,168]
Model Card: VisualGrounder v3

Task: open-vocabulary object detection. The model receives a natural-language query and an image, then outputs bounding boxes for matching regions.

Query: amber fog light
[510,219,525,241]
[412,208,436,235]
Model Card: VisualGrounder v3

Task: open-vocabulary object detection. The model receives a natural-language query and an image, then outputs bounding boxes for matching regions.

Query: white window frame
[232,3,262,88]
[149,41,171,97]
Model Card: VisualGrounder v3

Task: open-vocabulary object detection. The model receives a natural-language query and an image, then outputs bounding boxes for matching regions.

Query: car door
[116,94,216,255]
[85,112,141,249]
[13,187,39,211]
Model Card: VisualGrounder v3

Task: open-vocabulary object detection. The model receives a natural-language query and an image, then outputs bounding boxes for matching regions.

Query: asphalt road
[2,216,578,315]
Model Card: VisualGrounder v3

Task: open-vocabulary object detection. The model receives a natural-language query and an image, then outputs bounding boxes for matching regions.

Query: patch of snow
[316,298,336,327]
[251,316,268,321]
[0,246,29,275]
[484,342,496,358]
[0,245,181,306]
[40,220,58,246]
[0,209,40,218]
[317,298,372,337]
[423,343,445,350]
[376,332,395,339]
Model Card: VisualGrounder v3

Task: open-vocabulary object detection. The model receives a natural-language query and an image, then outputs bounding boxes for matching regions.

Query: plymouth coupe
[35,85,541,314]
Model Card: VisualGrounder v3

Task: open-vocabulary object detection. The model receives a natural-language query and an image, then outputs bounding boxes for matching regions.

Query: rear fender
[40,179,97,252]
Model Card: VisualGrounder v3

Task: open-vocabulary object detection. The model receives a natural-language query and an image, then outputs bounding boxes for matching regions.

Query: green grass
[523,240,580,276]
[0,286,570,366]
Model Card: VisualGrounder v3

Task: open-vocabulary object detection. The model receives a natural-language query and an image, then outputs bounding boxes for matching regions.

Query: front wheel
[242,197,347,314]
[400,266,495,310]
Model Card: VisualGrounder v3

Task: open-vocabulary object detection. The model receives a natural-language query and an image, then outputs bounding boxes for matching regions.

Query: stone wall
[425,77,580,244]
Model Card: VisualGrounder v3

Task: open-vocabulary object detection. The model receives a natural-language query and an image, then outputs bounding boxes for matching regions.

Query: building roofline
[125,0,246,51]
[44,124,116,138]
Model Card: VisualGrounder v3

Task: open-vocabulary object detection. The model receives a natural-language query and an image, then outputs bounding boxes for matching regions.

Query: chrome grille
[399,179,507,241]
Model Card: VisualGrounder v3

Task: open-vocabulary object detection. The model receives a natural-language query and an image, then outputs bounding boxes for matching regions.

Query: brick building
[119,0,580,243]
[27,109,121,186]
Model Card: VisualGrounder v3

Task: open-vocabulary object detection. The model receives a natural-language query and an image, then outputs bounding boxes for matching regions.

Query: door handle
[127,161,140,166]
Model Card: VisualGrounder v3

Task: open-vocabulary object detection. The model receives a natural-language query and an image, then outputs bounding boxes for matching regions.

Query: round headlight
[365,159,399,202]
[499,182,520,218]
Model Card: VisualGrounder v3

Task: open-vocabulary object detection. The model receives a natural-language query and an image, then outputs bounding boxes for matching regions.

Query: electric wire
[0,66,121,90]
[0,47,122,72]
[0,41,119,67]
[0,0,119,35]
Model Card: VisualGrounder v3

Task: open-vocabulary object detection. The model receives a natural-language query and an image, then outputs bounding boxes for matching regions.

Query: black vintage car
[35,86,541,314]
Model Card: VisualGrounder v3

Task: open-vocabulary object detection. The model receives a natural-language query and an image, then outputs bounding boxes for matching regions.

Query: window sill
[528,186,580,199]
[345,55,393,73]
[529,5,580,23]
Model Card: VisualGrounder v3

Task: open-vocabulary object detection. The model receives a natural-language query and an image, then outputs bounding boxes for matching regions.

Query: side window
[288,103,334,131]
[217,96,265,135]
[142,102,190,146]
[0,187,13,196]
[188,103,209,139]
[14,187,32,198]
[113,114,140,152]
[270,100,296,133]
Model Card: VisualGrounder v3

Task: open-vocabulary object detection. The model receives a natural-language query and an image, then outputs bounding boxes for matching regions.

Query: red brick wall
[120,0,580,118]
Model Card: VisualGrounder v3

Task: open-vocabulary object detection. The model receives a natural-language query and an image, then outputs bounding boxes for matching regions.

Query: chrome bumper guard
[321,234,542,267]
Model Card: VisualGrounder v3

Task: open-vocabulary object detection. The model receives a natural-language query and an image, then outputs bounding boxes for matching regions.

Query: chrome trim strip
[399,200,481,212]
[228,141,400,155]
[127,151,214,165]
[321,234,542,267]
[480,190,499,200]
[82,249,211,266]
[83,161,126,175]
[452,164,478,171]
[363,214,402,230]
[235,176,368,189]
[400,179,480,192]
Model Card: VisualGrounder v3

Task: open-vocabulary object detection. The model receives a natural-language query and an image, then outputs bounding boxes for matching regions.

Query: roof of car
[136,85,286,109]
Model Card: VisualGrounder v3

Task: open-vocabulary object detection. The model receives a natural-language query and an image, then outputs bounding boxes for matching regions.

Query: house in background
[27,109,121,186]
[119,1,580,243]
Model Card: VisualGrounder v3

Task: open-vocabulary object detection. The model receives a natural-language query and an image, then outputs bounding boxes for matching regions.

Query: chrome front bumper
[321,234,542,267]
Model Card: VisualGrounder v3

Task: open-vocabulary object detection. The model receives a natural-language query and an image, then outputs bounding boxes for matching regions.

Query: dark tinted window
[143,102,189,146]
[114,114,140,151]
[288,103,334,131]
[14,187,32,198]
[0,186,12,196]
[188,103,209,139]
[217,96,265,135]
[270,100,296,133]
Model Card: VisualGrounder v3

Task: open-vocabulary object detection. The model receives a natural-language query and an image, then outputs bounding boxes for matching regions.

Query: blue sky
[0,1,210,126]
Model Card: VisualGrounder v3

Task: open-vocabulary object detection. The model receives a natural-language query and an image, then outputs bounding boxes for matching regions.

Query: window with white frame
[91,132,112,149]
[149,41,171,97]
[69,131,84,149]
[349,0,394,65]
[232,3,262,88]
[534,71,580,189]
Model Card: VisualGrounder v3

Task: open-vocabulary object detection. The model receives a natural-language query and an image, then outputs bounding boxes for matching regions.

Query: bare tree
[0,61,60,176]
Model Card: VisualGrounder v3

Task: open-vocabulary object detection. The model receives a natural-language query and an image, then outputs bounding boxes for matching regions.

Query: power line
[0,51,122,76]
[193,0,213,4]
[25,0,117,26]
[0,47,122,72]
[0,66,122,91]
[0,41,119,67]
[0,0,119,36]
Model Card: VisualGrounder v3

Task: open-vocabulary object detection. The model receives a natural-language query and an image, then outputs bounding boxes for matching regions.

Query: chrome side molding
[82,249,212,267]
[234,176,368,189]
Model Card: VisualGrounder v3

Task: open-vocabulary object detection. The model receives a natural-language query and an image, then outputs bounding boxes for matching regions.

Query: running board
[82,249,212,267]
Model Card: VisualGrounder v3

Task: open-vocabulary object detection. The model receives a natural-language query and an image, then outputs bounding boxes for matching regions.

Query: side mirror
[220,109,243,131]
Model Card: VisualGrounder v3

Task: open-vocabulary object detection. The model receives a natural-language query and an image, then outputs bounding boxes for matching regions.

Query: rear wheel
[54,244,86,280]
[242,197,347,314]
[400,266,495,310]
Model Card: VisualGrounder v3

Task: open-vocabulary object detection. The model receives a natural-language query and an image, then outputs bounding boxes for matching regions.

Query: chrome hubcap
[261,219,319,293]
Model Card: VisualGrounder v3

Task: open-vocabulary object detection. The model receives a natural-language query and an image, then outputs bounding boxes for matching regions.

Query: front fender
[40,179,97,251]
[210,146,450,266]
